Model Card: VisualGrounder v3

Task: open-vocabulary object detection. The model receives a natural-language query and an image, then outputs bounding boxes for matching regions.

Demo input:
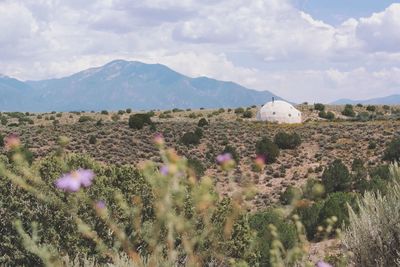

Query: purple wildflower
[316,261,333,267]
[95,200,106,209]
[160,165,169,176]
[55,169,95,192]
[216,153,232,165]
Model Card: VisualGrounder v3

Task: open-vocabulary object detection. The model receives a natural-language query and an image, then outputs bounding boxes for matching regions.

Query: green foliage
[344,164,400,267]
[366,105,376,112]
[296,201,324,240]
[249,209,297,266]
[187,158,205,177]
[125,108,132,114]
[88,135,97,145]
[256,137,279,163]
[279,186,301,205]
[318,192,358,230]
[197,118,209,127]
[368,140,376,149]
[234,107,244,114]
[383,136,400,162]
[78,116,94,123]
[100,110,108,115]
[0,134,4,147]
[180,132,201,146]
[242,110,253,118]
[128,114,152,130]
[314,103,325,111]
[342,104,355,117]
[322,159,352,193]
[274,131,301,149]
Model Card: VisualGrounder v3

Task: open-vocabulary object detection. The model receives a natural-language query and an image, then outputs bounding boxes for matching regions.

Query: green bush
[128,114,152,130]
[366,105,376,112]
[249,209,297,266]
[274,131,301,149]
[296,201,324,240]
[180,132,201,146]
[322,159,352,193]
[88,135,97,145]
[78,116,93,123]
[342,104,355,117]
[318,192,358,230]
[197,118,209,127]
[187,158,205,177]
[256,137,279,163]
[234,107,244,114]
[314,103,325,111]
[279,186,301,205]
[383,136,400,162]
[242,110,253,118]
[344,164,400,267]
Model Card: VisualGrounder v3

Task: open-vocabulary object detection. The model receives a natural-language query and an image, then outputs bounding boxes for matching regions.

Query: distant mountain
[332,94,400,105]
[0,60,281,112]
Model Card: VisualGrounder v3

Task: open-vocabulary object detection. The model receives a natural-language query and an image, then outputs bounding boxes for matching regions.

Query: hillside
[0,60,281,112]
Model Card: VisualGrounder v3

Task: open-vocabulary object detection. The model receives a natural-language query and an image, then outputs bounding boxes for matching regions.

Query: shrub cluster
[128,113,153,129]
[255,137,279,164]
[274,131,301,149]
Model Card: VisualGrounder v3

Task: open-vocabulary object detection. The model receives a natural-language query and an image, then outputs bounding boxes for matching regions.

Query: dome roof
[256,100,302,124]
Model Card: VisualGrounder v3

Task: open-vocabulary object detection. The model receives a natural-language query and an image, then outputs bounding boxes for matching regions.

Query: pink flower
[95,200,106,209]
[4,133,21,151]
[316,261,333,267]
[153,133,165,146]
[160,165,169,176]
[55,169,95,192]
[216,153,232,165]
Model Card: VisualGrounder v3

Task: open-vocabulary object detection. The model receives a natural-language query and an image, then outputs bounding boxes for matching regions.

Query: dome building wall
[256,100,302,124]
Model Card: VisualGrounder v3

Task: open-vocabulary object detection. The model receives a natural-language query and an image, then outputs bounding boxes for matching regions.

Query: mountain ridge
[0,60,281,112]
[331,94,400,105]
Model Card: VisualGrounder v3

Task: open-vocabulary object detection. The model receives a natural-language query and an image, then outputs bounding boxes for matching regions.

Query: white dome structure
[256,99,302,124]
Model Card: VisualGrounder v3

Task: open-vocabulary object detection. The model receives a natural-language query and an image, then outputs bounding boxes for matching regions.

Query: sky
[0,0,399,103]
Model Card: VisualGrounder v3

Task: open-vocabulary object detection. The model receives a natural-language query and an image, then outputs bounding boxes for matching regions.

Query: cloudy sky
[0,0,399,103]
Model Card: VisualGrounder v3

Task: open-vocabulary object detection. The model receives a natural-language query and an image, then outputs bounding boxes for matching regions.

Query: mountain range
[331,94,400,105]
[0,60,281,112]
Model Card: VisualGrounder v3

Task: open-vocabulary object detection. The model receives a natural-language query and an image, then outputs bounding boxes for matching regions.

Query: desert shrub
[383,136,400,162]
[369,164,391,181]
[313,103,325,111]
[234,107,244,114]
[318,110,327,119]
[125,108,132,114]
[344,164,400,267]
[194,127,203,138]
[318,192,358,231]
[356,112,371,121]
[78,116,93,123]
[128,114,152,130]
[187,158,205,177]
[296,201,324,240]
[274,131,301,149]
[255,137,279,163]
[302,178,325,200]
[180,132,201,146]
[242,110,253,118]
[117,110,125,115]
[1,116,8,125]
[351,158,364,172]
[111,114,120,121]
[322,159,352,193]
[100,110,108,115]
[197,118,209,127]
[88,135,97,145]
[342,104,355,117]
[279,186,301,205]
[367,140,376,149]
[0,134,4,147]
[366,105,376,112]
[249,209,297,266]
[325,111,335,120]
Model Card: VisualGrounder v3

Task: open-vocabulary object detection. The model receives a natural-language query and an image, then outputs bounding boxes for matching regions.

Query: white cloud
[0,0,399,102]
